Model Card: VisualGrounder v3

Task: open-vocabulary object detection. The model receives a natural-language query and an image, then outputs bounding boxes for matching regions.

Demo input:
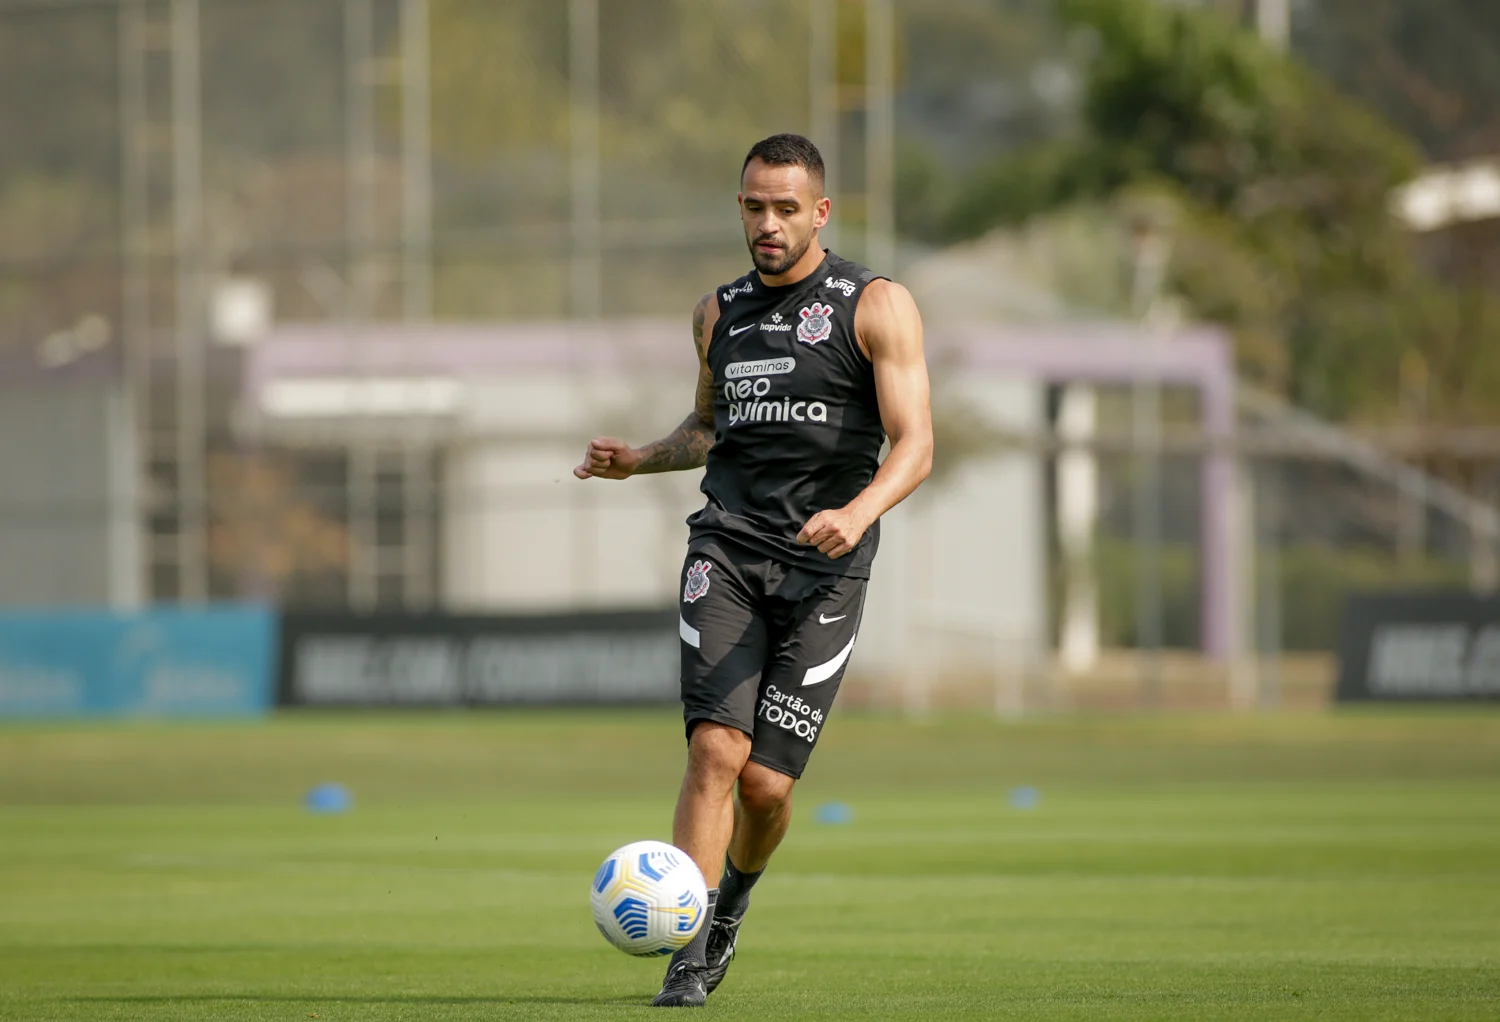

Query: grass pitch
[2,709,1499,1020]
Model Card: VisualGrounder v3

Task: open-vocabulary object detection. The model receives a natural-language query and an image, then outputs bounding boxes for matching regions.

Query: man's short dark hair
[741,133,825,195]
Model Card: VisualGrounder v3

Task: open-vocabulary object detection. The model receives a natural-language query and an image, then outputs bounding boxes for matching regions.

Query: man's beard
[748,232,811,277]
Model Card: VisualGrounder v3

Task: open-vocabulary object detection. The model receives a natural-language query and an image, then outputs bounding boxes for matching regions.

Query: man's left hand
[796,507,870,560]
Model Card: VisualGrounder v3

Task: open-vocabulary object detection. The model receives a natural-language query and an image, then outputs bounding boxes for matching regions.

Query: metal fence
[6,0,1059,603]
[2,0,1497,711]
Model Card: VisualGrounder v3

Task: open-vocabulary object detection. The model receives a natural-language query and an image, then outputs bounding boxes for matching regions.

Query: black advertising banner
[1336,592,1500,701]
[278,609,680,707]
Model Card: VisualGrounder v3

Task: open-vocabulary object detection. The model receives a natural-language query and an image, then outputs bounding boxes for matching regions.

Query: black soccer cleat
[651,959,708,1008]
[703,915,742,995]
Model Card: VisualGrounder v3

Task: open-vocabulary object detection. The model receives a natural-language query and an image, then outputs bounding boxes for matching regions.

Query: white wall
[440,369,1048,695]
[442,371,702,611]
[0,380,141,608]
[855,376,1047,705]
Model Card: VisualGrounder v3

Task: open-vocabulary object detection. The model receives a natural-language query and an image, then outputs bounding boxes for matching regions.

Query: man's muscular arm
[796,279,933,558]
[573,292,719,480]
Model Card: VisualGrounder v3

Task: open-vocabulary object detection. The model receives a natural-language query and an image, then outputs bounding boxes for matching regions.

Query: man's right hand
[574,437,642,480]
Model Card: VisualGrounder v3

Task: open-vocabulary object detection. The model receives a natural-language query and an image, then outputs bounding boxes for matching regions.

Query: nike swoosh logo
[728,324,757,336]
[818,614,847,625]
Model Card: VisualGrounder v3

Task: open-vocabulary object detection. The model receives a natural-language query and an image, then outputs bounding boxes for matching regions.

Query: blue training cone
[815,801,854,825]
[305,782,352,814]
[1008,786,1040,810]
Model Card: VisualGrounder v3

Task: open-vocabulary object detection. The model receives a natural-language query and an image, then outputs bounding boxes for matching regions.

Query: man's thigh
[678,543,769,741]
[747,573,867,779]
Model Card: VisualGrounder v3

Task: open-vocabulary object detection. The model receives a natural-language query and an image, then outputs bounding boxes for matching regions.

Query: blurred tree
[207,452,351,603]
[428,0,807,178]
[0,176,117,351]
[1296,0,1500,300]
[1297,0,1500,164]
[894,0,1076,240]
[933,0,1500,427]
[0,7,118,185]
[428,0,569,161]
[0,7,121,351]
[0,0,356,349]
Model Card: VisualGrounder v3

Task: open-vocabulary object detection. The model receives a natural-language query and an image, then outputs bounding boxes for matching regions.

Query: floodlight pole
[569,0,602,320]
[864,0,895,273]
[401,0,432,324]
[345,0,377,611]
[171,0,207,603]
[118,0,148,609]
[568,0,602,603]
[1130,221,1172,706]
[1057,386,1100,675]
[810,0,838,252]
[401,0,435,610]
[1255,459,1283,707]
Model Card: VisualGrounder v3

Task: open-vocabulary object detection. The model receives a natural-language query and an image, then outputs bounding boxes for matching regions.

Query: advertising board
[278,609,679,707]
[1336,592,1500,701]
[0,605,277,718]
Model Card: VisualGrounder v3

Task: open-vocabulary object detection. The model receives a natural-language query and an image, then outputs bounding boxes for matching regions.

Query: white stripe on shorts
[801,633,857,687]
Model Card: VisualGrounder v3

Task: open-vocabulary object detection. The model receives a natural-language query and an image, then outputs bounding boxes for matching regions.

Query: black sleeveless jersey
[687,250,887,578]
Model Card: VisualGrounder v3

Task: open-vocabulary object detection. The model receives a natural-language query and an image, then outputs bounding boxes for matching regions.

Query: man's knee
[737,762,794,817]
[686,721,752,787]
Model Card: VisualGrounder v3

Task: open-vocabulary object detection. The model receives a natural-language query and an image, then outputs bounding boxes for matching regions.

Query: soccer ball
[589,840,707,956]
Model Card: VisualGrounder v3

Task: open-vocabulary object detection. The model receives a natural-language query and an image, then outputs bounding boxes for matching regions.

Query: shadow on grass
[69,994,645,1006]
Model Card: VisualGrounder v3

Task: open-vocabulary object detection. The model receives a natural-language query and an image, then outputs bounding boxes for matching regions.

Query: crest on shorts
[683,559,713,603]
[796,302,834,346]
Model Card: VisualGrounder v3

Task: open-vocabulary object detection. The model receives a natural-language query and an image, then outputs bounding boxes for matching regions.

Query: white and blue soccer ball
[589,840,707,956]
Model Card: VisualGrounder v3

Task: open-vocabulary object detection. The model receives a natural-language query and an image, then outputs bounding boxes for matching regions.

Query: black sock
[670,888,718,968]
[716,856,764,920]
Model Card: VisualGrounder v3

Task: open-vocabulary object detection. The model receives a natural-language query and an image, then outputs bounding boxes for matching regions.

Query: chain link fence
[2,0,1496,710]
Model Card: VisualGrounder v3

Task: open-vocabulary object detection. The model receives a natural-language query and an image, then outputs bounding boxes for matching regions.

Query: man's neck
[757,241,826,288]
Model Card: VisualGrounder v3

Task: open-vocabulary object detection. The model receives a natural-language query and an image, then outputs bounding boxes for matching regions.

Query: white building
[244,313,1236,710]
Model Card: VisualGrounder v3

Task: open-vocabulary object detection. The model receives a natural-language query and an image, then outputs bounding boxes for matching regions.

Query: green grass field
[3,709,1500,1020]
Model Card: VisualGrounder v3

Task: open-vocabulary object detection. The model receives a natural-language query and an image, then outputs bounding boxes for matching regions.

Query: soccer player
[574,133,933,1007]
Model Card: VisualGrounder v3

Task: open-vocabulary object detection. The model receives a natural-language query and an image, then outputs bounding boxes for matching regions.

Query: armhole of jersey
[851,275,890,368]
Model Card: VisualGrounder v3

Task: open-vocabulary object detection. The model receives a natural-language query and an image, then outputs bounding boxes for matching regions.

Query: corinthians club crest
[797,302,834,346]
[683,559,713,603]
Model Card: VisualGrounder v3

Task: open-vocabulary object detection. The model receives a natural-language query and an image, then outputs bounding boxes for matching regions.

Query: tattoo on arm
[635,411,714,473]
[635,295,716,474]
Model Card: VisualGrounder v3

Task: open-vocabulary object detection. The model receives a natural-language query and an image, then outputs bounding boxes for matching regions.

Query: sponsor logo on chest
[720,357,829,427]
[725,357,795,379]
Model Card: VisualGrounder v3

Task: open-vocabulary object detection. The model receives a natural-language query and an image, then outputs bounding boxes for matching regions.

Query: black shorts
[677,534,866,779]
